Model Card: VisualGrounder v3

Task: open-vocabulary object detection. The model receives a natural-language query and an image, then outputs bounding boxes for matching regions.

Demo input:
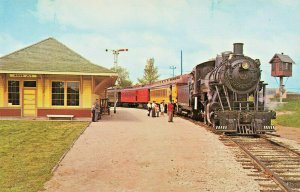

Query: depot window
[8,80,20,105]
[284,63,289,71]
[52,81,65,106]
[51,81,80,106]
[67,82,79,106]
[24,81,36,87]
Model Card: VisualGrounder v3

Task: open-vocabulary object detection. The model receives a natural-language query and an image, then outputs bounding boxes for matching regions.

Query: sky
[0,0,300,91]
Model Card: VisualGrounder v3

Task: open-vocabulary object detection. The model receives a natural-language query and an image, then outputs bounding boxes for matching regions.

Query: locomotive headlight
[241,62,249,70]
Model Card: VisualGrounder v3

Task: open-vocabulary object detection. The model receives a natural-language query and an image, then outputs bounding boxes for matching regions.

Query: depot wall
[0,74,95,118]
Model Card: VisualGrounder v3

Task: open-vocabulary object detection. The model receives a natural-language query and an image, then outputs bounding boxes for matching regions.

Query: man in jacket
[168,100,174,122]
[94,98,100,122]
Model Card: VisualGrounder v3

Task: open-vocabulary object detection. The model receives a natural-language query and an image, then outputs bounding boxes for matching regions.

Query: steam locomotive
[185,43,276,134]
[107,43,276,135]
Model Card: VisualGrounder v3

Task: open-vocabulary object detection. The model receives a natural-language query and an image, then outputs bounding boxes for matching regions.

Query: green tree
[111,66,133,88]
[137,58,160,85]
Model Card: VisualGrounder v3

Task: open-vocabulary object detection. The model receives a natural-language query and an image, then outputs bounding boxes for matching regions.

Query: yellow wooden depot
[0,38,117,118]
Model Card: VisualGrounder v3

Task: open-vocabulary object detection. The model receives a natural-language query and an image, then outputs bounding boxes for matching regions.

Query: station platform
[43,107,259,192]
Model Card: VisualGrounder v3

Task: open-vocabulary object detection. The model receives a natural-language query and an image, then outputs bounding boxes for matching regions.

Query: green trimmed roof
[0,37,115,75]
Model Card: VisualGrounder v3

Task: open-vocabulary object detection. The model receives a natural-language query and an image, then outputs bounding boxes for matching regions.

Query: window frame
[284,62,289,71]
[66,81,80,106]
[51,80,80,107]
[51,81,65,106]
[23,80,37,88]
[8,80,20,106]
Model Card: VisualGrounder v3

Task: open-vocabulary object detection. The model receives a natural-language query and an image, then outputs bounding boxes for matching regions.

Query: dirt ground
[276,126,300,143]
[42,108,260,192]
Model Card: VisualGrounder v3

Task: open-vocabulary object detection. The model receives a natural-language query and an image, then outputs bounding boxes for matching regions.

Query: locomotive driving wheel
[206,102,221,127]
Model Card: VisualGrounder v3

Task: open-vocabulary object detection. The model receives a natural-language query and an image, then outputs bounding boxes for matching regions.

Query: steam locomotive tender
[190,43,276,134]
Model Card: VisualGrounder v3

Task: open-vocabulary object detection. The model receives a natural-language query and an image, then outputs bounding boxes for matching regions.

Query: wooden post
[3,74,6,93]
[279,77,283,103]
[80,75,83,107]
[41,75,45,107]
[80,75,83,94]
[91,76,94,94]
[3,74,7,107]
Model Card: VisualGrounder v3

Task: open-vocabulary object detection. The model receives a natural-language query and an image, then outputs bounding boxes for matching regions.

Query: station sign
[9,74,37,78]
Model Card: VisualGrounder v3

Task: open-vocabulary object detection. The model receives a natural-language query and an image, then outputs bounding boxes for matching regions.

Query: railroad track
[220,135,300,192]
[181,115,300,191]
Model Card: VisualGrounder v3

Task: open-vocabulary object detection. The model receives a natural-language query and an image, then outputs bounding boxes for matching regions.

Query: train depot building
[0,38,117,118]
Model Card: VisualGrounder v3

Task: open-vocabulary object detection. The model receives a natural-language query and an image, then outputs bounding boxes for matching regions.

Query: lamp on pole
[170,65,176,77]
[106,48,128,113]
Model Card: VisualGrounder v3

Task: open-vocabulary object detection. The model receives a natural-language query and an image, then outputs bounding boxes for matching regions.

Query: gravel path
[43,108,259,192]
[276,125,300,144]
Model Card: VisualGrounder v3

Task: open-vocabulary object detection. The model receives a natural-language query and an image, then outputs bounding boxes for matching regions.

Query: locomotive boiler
[190,43,276,134]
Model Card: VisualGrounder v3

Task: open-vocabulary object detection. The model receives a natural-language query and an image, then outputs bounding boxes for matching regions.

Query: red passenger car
[121,89,136,103]
[136,88,150,103]
[120,86,150,107]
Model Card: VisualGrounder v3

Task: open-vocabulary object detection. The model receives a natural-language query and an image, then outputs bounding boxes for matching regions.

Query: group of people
[147,100,175,122]
[91,98,175,123]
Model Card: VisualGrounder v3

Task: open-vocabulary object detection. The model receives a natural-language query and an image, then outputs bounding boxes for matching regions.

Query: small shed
[269,53,295,77]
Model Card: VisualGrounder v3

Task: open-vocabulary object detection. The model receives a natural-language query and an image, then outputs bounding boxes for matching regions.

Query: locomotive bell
[222,51,232,60]
[233,43,243,55]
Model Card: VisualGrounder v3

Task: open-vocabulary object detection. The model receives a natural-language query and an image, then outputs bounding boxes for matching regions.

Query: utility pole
[106,48,128,113]
[170,65,176,77]
[180,50,183,75]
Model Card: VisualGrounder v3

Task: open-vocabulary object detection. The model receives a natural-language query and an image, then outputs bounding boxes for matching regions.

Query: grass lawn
[0,120,89,192]
[273,99,300,128]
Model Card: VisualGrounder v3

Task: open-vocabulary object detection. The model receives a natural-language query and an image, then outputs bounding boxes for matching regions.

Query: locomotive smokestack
[233,43,243,55]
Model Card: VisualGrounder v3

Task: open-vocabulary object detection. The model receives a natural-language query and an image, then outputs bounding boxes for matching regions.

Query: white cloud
[34,0,300,89]
[58,32,182,81]
[35,0,191,30]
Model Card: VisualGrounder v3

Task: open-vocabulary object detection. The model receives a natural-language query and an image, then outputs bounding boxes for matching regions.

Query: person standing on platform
[155,103,160,117]
[94,98,100,122]
[168,100,174,122]
[160,101,165,116]
[152,101,156,117]
[173,101,177,116]
[91,104,95,122]
[147,101,152,116]
[164,102,168,113]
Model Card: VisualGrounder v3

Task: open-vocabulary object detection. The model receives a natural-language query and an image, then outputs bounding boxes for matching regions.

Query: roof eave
[0,70,118,76]
[269,54,295,64]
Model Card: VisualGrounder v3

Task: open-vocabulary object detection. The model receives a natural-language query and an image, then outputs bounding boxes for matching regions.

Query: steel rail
[229,137,294,192]
[261,135,300,157]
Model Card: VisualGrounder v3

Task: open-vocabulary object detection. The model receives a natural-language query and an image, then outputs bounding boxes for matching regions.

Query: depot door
[23,81,37,117]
